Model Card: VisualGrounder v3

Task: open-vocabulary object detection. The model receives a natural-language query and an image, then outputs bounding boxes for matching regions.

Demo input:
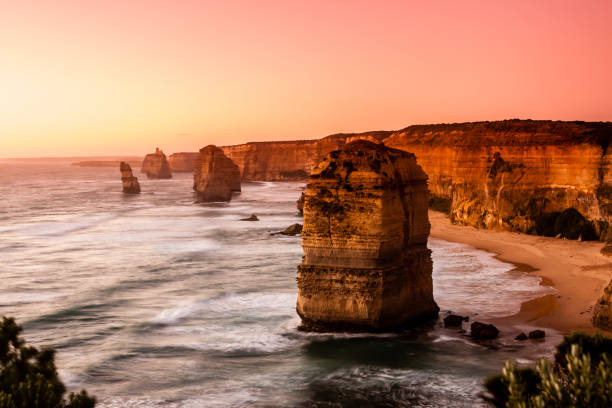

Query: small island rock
[120,162,140,194]
[141,147,172,179]
[240,214,259,221]
[193,145,241,202]
[470,322,499,340]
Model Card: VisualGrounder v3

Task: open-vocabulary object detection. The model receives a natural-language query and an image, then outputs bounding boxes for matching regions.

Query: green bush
[484,332,612,407]
[0,316,95,408]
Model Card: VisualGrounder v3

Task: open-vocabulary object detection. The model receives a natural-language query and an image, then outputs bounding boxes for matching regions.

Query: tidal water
[0,161,557,407]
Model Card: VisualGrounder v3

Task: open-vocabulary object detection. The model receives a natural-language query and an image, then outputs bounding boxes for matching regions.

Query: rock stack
[193,145,241,202]
[119,162,140,194]
[141,147,172,179]
[593,280,612,330]
[296,140,439,332]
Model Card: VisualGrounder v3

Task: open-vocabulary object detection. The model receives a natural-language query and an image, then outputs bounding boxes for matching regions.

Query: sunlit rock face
[193,145,241,202]
[141,148,172,179]
[593,280,612,330]
[221,121,612,240]
[120,162,140,194]
[296,140,439,332]
[168,152,199,172]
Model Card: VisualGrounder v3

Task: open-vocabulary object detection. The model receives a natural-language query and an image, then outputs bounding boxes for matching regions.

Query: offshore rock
[193,145,241,202]
[240,214,259,221]
[296,140,439,332]
[168,152,200,172]
[443,314,468,327]
[272,223,303,236]
[470,322,499,340]
[120,162,140,194]
[141,148,172,179]
[593,280,612,330]
[528,329,546,339]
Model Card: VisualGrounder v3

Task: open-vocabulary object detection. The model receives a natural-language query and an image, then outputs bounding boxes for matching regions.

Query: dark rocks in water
[515,332,528,341]
[141,147,172,179]
[272,223,303,236]
[443,314,468,327]
[528,329,545,339]
[120,162,141,194]
[470,322,499,340]
[297,192,305,215]
[240,214,259,221]
[593,279,612,330]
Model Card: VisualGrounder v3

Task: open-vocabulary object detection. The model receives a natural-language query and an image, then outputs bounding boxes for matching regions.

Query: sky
[1,0,611,157]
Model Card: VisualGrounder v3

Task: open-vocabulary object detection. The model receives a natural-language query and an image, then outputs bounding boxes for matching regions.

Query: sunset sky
[1,0,611,157]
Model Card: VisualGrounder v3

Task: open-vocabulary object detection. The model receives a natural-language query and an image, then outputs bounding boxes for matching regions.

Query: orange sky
[1,0,611,157]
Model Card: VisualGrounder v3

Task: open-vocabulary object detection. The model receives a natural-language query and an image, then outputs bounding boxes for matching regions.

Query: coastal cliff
[193,145,241,202]
[169,152,199,172]
[296,140,438,331]
[141,148,172,179]
[221,120,611,240]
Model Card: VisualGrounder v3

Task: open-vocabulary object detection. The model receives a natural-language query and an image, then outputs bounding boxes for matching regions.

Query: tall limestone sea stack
[193,145,241,202]
[141,147,172,179]
[296,140,439,332]
[119,162,140,194]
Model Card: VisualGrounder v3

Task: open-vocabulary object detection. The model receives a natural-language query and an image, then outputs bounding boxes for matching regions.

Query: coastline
[429,211,612,335]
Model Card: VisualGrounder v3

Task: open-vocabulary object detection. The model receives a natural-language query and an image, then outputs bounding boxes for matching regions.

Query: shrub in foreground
[0,316,95,408]
[484,332,612,407]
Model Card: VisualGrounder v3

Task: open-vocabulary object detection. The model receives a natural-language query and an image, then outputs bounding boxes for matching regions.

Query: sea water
[0,161,557,407]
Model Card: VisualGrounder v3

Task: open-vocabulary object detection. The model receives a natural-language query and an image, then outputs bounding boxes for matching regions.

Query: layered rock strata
[141,148,172,179]
[120,162,140,194]
[193,145,241,202]
[168,152,200,172]
[593,280,612,330]
[222,120,612,241]
[296,140,439,332]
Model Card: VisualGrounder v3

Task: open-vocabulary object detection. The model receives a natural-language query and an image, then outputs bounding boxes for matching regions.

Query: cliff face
[221,120,612,240]
[119,162,140,194]
[168,152,199,172]
[193,145,241,202]
[296,140,438,332]
[141,148,172,179]
[593,280,612,330]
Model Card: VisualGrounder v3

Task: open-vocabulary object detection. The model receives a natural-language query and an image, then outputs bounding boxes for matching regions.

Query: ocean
[0,161,558,407]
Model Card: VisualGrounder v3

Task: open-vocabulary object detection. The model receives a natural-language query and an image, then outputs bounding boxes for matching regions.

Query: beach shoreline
[429,211,612,335]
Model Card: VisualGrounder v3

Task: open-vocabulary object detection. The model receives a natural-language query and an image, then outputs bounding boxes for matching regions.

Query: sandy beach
[429,211,612,335]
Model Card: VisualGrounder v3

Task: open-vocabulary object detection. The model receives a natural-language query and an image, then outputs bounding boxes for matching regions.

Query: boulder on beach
[593,279,612,330]
[470,322,499,340]
[528,329,546,339]
[515,332,528,341]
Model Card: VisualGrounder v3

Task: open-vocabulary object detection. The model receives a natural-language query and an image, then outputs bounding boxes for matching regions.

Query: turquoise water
[0,161,557,407]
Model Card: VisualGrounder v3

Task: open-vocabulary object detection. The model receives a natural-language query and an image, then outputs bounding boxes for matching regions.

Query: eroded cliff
[169,152,200,172]
[296,140,438,332]
[193,145,241,202]
[593,280,612,330]
[221,120,612,240]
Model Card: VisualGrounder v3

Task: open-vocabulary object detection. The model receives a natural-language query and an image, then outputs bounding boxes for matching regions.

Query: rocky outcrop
[221,120,612,240]
[297,192,305,215]
[168,152,199,172]
[120,162,140,194]
[296,140,439,332]
[193,145,241,202]
[593,280,612,330]
[141,148,172,179]
[470,322,499,340]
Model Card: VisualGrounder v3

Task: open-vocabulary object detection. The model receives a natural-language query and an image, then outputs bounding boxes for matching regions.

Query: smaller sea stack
[141,147,172,179]
[120,162,141,194]
[193,145,241,202]
[296,140,438,332]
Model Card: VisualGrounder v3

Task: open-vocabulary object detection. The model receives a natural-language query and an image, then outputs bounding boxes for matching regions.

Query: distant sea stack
[221,120,612,240]
[169,152,199,172]
[193,145,241,202]
[296,140,439,332]
[141,148,172,179]
[120,162,140,194]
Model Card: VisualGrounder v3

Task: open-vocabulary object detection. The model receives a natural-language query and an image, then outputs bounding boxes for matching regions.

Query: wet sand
[429,211,612,335]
